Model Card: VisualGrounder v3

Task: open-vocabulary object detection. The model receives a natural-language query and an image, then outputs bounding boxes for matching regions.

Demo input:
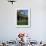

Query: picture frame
[16,8,31,28]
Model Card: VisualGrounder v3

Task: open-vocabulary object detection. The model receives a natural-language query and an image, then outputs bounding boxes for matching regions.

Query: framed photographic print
[16,8,31,28]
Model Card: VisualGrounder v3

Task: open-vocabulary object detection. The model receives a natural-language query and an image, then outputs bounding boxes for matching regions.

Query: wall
[0,0,46,42]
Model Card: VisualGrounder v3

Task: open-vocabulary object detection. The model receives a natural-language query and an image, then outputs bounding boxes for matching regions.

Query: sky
[20,10,28,16]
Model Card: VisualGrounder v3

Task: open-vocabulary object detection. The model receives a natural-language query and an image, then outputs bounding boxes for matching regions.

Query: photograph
[16,8,30,27]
